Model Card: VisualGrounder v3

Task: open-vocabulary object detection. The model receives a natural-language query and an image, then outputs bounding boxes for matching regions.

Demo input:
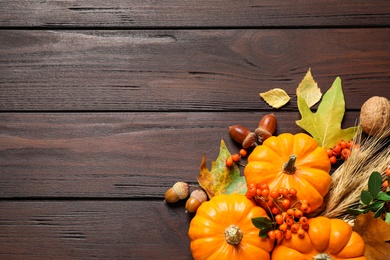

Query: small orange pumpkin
[271,216,366,260]
[188,193,274,260]
[244,133,331,211]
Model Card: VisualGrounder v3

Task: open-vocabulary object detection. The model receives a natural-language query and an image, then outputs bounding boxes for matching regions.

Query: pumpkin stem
[283,155,297,174]
[313,253,333,260]
[224,224,243,245]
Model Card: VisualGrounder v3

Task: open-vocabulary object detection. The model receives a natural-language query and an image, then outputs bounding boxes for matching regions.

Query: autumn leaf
[296,77,360,148]
[259,88,290,108]
[296,68,322,108]
[353,212,390,260]
[197,139,247,198]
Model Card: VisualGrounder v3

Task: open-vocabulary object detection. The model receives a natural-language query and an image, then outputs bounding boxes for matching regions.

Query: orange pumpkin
[244,133,331,211]
[188,193,274,260]
[272,216,366,260]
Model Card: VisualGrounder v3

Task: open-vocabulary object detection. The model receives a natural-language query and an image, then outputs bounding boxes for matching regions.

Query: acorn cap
[172,182,189,199]
[190,189,208,203]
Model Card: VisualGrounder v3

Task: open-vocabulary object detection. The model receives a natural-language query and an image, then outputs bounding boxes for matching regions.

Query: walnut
[359,96,390,138]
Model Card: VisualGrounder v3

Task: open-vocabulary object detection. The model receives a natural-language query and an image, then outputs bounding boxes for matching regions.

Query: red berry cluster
[225,149,248,167]
[246,182,311,240]
[326,139,358,165]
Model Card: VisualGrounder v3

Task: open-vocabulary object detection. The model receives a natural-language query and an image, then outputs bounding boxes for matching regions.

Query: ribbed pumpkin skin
[271,216,366,260]
[188,193,274,260]
[244,133,331,211]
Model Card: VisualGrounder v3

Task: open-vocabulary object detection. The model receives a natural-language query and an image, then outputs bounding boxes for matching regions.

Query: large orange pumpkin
[271,216,366,260]
[188,193,274,260]
[244,133,331,211]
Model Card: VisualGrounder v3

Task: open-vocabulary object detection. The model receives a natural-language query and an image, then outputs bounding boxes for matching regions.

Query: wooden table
[1,1,389,259]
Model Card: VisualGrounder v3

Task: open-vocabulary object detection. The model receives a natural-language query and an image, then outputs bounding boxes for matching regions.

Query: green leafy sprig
[347,171,390,223]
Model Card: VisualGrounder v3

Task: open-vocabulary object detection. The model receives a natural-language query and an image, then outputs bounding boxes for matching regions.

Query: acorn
[255,113,277,143]
[164,182,189,203]
[185,189,208,213]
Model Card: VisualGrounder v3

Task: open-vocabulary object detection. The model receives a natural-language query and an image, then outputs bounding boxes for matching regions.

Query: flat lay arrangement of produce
[1,1,389,259]
[165,71,390,259]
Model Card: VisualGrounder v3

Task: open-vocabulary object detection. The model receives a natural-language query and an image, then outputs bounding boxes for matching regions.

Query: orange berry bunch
[225,149,248,167]
[246,182,311,240]
[269,209,309,240]
[382,166,390,192]
[326,139,357,165]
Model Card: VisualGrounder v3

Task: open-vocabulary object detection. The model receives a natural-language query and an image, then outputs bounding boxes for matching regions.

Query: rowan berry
[284,229,292,240]
[281,199,291,209]
[341,148,351,160]
[288,188,297,196]
[225,157,233,167]
[300,203,309,212]
[301,223,310,230]
[332,145,341,156]
[338,140,347,149]
[290,223,299,233]
[286,208,295,218]
[267,200,275,208]
[281,188,290,198]
[329,155,337,165]
[326,148,333,157]
[261,189,269,198]
[279,223,288,232]
[294,209,303,218]
[239,149,247,157]
[270,190,280,199]
[386,168,390,177]
[256,188,262,196]
[274,230,283,240]
[299,216,308,225]
[297,228,305,238]
[346,140,354,149]
[275,214,284,225]
[231,153,240,162]
[268,230,276,240]
[271,206,280,215]
[260,183,269,190]
[285,218,294,226]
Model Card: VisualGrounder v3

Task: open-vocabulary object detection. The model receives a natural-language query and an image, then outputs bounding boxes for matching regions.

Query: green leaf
[251,217,273,230]
[369,201,385,211]
[259,226,274,238]
[373,204,385,218]
[368,171,382,198]
[197,139,247,198]
[252,217,274,238]
[376,191,390,202]
[347,208,368,216]
[361,190,373,205]
[296,76,360,148]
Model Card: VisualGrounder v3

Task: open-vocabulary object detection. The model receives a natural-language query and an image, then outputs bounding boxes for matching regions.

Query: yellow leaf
[353,212,390,260]
[296,69,322,107]
[259,88,290,108]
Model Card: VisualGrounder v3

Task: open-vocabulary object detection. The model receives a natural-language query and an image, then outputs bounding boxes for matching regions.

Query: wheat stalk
[316,127,390,220]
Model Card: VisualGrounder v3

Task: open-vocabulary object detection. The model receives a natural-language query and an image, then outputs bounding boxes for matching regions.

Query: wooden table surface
[1,1,389,259]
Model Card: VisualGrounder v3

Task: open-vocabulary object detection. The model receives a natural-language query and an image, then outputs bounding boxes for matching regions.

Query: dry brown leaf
[353,212,390,260]
[259,88,290,108]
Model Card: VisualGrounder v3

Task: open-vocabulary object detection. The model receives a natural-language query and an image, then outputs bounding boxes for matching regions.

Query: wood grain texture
[0,200,193,259]
[0,0,389,28]
[1,29,389,111]
[0,111,360,198]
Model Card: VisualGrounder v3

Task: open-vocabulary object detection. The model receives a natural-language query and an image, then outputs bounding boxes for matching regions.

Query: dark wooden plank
[0,111,360,198]
[1,29,389,112]
[0,0,389,28]
[0,200,192,259]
